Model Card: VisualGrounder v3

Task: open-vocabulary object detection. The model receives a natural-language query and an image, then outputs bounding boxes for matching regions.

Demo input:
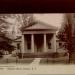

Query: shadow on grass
[0,58,34,64]
[40,56,69,65]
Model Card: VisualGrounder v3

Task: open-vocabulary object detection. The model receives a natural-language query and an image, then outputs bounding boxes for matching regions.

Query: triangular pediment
[23,21,58,31]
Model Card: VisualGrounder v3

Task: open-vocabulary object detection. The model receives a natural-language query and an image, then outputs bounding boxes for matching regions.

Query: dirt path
[30,58,41,66]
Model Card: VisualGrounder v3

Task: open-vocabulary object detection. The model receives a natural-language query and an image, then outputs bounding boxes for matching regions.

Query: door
[34,34,43,53]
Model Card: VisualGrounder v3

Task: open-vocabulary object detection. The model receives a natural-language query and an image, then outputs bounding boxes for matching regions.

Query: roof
[22,21,58,31]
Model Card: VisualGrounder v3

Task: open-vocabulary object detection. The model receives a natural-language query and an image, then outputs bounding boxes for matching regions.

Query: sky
[34,14,64,29]
[6,14,64,36]
[5,14,64,29]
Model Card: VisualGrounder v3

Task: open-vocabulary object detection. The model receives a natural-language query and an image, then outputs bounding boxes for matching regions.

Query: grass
[40,56,69,64]
[0,56,69,64]
[18,58,34,64]
[0,52,69,64]
[0,57,34,64]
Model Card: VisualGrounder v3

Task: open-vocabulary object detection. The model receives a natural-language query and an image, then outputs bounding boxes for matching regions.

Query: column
[53,33,56,52]
[21,34,25,59]
[31,34,34,53]
[44,34,47,52]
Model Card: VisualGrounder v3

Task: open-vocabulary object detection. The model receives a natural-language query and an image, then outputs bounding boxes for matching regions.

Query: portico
[21,21,58,54]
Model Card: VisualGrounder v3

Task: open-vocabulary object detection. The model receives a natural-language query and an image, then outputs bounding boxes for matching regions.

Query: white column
[44,34,47,52]
[31,34,34,53]
[21,34,25,59]
[53,33,56,52]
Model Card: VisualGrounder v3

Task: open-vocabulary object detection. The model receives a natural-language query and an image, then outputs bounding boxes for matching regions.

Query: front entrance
[34,34,44,53]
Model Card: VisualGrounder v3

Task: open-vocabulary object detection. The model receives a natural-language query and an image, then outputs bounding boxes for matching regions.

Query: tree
[0,14,34,38]
[0,14,34,52]
[18,14,34,31]
[57,13,75,63]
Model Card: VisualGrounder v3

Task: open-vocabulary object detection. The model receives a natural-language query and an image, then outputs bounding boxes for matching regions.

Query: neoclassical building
[21,21,58,54]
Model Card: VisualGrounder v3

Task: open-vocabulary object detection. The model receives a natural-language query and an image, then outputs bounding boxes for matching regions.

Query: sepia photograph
[0,0,74,74]
[0,13,75,75]
[0,13,74,65]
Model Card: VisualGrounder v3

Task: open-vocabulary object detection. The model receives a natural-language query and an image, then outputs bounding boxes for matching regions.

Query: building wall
[46,34,54,52]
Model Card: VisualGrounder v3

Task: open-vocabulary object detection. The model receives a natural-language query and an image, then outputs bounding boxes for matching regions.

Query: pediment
[23,21,58,31]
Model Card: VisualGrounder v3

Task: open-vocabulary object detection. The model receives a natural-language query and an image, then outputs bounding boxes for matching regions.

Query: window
[17,43,20,49]
[48,42,51,49]
[27,42,31,50]
[59,43,62,47]
[26,34,31,50]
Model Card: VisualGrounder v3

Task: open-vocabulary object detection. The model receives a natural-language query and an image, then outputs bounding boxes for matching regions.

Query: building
[21,21,58,54]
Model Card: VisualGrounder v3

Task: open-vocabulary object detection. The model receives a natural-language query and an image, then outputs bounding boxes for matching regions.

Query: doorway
[34,34,43,53]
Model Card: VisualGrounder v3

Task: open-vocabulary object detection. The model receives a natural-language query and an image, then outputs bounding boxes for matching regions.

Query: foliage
[0,14,34,51]
[57,14,75,63]
[57,14,72,46]
[0,14,34,38]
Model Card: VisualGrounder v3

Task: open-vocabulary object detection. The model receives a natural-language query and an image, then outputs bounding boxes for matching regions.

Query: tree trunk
[68,52,72,63]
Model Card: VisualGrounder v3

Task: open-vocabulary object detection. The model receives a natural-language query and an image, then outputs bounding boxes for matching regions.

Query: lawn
[0,57,34,64]
[18,58,34,64]
[0,52,69,64]
[0,56,69,64]
[40,56,69,64]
